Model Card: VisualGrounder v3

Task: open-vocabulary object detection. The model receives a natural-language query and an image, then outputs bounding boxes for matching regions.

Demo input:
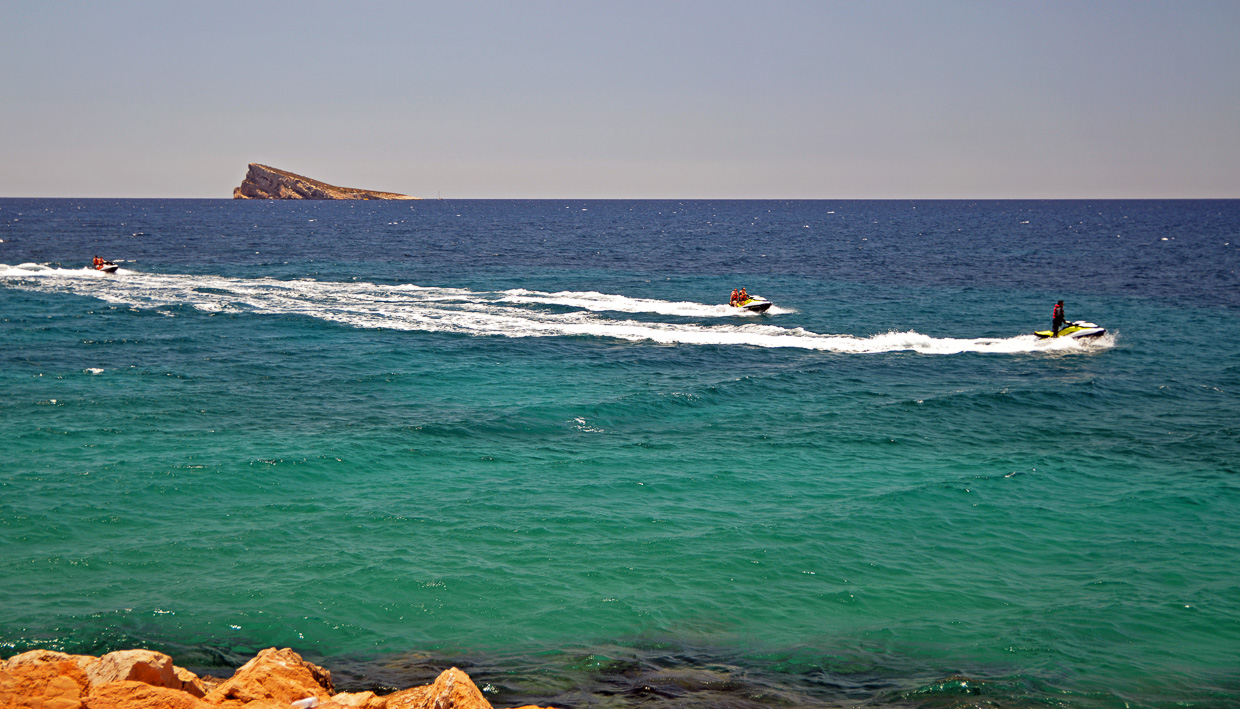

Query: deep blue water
[2,199,1239,708]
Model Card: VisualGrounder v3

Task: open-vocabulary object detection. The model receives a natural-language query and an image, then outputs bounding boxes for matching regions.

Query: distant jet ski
[1035,320,1106,339]
[92,257,119,273]
[731,296,772,313]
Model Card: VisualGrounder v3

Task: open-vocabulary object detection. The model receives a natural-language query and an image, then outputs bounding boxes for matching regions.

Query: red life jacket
[1053,303,1064,319]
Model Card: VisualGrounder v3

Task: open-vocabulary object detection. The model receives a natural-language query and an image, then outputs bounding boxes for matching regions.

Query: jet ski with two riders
[728,287,772,313]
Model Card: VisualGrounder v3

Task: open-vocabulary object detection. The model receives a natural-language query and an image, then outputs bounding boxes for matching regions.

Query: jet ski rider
[1052,300,1066,335]
[730,288,740,306]
[93,256,104,270]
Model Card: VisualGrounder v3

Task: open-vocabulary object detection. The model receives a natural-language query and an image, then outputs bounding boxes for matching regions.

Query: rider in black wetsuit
[1052,300,1066,335]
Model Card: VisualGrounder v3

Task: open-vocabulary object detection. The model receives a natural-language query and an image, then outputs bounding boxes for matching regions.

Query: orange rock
[84,680,208,709]
[40,674,84,709]
[201,701,278,709]
[3,649,555,709]
[0,670,84,709]
[0,659,91,709]
[321,691,385,709]
[172,668,206,698]
[202,648,332,705]
[3,651,96,677]
[196,675,225,694]
[380,683,427,708]
[85,650,179,690]
[384,668,491,709]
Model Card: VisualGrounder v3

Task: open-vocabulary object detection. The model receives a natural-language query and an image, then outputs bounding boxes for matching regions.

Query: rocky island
[0,646,549,709]
[233,164,419,200]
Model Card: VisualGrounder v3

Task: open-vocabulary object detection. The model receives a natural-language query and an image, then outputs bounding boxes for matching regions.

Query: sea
[1,198,1238,709]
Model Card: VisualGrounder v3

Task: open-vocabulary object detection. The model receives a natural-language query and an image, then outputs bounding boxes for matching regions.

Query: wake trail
[1,265,1112,354]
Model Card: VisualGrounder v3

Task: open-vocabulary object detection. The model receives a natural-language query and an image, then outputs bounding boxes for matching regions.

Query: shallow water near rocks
[2,199,1239,708]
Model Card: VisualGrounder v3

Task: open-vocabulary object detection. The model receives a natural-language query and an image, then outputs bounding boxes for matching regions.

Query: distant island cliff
[233,163,419,200]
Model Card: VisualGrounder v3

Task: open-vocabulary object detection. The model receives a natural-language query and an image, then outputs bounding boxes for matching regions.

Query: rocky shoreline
[0,646,549,709]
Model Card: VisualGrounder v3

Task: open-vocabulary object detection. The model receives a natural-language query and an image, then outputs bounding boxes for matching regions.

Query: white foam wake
[497,289,795,317]
[0,264,1111,354]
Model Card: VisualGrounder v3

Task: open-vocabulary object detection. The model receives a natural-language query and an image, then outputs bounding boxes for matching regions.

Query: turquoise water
[2,200,1239,707]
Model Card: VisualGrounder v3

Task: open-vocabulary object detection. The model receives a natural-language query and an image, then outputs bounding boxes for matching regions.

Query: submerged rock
[232,164,418,200]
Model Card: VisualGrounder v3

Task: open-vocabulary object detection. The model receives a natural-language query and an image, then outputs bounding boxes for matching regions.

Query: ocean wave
[0,264,1112,354]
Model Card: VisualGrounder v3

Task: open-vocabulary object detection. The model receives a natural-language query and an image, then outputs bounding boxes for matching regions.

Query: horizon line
[2,195,1238,201]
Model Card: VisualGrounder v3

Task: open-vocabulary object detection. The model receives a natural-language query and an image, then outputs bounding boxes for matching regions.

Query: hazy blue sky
[2,1,1237,198]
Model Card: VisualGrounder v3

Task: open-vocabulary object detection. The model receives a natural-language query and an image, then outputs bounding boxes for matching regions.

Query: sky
[1,1,1238,199]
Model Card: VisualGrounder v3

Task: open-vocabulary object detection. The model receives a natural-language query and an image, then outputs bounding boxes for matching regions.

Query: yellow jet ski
[731,296,772,313]
[1035,320,1106,339]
